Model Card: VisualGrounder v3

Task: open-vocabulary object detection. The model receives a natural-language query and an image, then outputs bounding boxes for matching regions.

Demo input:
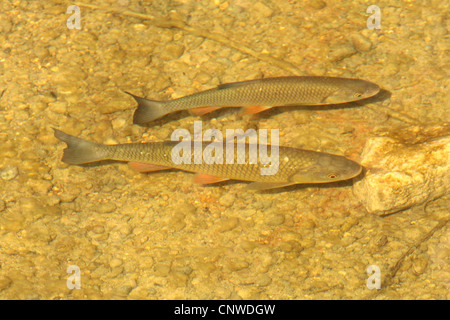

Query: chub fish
[54,129,362,190]
[129,76,380,125]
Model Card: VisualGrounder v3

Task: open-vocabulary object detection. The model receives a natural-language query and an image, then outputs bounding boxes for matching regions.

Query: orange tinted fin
[245,182,296,191]
[242,106,271,115]
[194,174,229,185]
[190,106,220,116]
[129,162,171,172]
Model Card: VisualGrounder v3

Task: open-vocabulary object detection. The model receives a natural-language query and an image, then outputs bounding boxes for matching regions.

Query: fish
[54,129,362,190]
[128,76,380,125]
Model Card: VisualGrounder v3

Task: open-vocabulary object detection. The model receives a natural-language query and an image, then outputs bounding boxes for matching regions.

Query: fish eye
[327,173,339,179]
[354,92,363,98]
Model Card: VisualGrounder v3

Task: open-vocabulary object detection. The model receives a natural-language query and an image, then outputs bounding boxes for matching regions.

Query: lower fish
[128,76,380,124]
[54,129,362,190]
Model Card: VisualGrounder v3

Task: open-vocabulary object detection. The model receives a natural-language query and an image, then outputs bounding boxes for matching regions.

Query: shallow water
[0,0,448,299]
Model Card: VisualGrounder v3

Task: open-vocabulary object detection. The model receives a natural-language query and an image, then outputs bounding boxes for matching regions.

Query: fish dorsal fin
[245,181,297,191]
[217,79,262,90]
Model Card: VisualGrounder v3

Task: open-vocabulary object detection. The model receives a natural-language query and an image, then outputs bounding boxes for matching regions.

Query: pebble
[49,101,67,114]
[350,33,372,52]
[223,258,249,272]
[264,210,285,226]
[0,276,12,291]
[216,216,240,232]
[310,0,326,9]
[218,193,236,207]
[109,258,123,268]
[329,45,357,61]
[160,43,185,60]
[154,262,171,277]
[253,2,274,17]
[115,285,133,297]
[1,166,18,180]
[412,256,428,275]
[96,202,117,214]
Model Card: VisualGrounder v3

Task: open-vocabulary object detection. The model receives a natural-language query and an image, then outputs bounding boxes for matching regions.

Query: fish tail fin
[53,129,108,164]
[125,92,168,125]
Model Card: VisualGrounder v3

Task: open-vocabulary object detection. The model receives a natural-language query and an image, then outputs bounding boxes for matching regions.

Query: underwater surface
[0,0,448,299]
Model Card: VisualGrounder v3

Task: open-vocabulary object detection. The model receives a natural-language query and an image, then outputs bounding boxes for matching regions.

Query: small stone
[329,45,357,61]
[216,216,239,232]
[196,72,212,84]
[240,239,259,252]
[412,257,428,275]
[154,262,171,276]
[110,258,123,268]
[45,195,61,206]
[264,210,285,226]
[1,166,18,180]
[0,276,12,291]
[160,43,185,60]
[101,93,130,113]
[223,258,249,272]
[115,285,132,297]
[350,33,372,52]
[111,117,127,130]
[49,101,67,114]
[219,193,236,207]
[310,0,326,9]
[96,202,117,214]
[59,191,78,203]
[253,2,274,17]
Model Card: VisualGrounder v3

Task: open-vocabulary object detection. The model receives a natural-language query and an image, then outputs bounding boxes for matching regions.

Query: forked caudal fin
[125,92,168,125]
[53,129,108,165]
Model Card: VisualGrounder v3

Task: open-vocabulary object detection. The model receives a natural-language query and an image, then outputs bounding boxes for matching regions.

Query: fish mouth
[363,82,381,99]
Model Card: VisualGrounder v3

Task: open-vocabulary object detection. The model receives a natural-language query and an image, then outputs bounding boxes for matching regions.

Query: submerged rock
[353,130,449,215]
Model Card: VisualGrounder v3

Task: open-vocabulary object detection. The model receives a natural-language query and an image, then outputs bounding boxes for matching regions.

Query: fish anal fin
[190,106,220,116]
[129,162,171,173]
[242,106,272,115]
[245,181,296,191]
[194,174,229,185]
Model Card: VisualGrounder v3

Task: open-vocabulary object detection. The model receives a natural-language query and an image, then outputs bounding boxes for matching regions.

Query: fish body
[54,129,362,190]
[130,76,380,124]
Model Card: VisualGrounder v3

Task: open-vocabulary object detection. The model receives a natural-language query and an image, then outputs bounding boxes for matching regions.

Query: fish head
[322,79,380,104]
[291,154,362,184]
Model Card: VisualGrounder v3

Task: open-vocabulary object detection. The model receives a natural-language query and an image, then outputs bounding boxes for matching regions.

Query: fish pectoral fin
[245,181,297,191]
[242,105,272,115]
[128,162,171,173]
[190,106,220,116]
[194,174,230,185]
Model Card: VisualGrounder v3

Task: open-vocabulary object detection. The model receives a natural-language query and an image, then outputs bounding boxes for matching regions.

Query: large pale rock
[353,132,449,215]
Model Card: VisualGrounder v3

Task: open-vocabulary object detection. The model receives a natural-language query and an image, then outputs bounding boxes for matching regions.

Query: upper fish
[54,129,362,191]
[128,76,380,125]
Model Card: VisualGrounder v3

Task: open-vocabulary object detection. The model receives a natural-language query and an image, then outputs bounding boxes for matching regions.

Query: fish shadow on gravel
[195,169,366,193]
